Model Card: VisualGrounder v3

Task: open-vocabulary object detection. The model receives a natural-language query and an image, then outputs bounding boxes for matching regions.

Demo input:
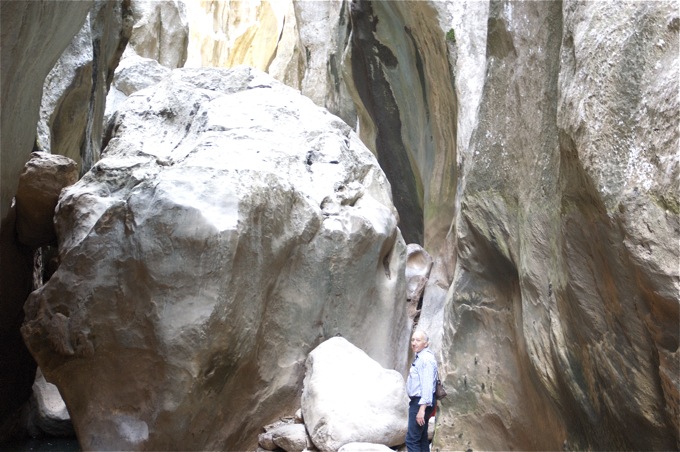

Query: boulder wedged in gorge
[15,152,78,248]
[436,1,679,451]
[21,66,409,451]
[301,337,408,451]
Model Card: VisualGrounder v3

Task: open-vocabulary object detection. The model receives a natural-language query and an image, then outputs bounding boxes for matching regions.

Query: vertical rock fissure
[348,0,423,245]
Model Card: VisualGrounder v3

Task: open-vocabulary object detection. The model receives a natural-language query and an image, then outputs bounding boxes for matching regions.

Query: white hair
[412,329,429,343]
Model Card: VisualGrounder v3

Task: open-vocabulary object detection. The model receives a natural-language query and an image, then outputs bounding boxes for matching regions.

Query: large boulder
[301,337,408,451]
[21,66,409,451]
[104,54,171,125]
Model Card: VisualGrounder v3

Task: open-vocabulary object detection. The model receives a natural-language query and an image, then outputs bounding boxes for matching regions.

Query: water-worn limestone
[435,1,679,450]
[21,66,409,451]
[301,337,408,451]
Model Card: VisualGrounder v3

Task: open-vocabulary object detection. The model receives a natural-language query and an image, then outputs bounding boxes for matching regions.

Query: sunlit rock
[125,0,188,69]
[301,337,408,451]
[29,368,73,437]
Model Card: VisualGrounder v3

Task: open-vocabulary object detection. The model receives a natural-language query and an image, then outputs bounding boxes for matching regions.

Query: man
[405,329,438,452]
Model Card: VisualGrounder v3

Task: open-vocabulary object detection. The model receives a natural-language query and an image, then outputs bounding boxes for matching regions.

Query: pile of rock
[257,337,410,452]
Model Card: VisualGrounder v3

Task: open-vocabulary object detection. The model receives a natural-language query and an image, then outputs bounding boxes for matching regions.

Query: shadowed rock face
[0,0,93,434]
[21,67,409,451]
[436,1,678,450]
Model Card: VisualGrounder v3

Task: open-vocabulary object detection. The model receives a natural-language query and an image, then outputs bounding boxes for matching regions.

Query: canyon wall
[437,1,678,450]
[1,0,677,450]
[0,0,93,435]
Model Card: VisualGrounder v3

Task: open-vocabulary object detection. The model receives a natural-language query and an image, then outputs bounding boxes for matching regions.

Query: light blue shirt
[406,347,438,406]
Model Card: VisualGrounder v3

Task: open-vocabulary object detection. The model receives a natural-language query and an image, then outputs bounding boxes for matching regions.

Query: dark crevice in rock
[348,0,423,245]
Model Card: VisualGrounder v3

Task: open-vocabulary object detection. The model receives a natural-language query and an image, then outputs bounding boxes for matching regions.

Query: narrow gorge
[1,1,677,451]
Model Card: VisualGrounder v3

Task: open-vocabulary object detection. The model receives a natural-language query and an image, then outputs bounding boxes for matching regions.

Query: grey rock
[302,337,408,451]
[22,67,409,451]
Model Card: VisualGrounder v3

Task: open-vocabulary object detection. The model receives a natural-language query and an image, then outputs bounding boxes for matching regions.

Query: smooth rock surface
[338,443,394,452]
[271,423,311,452]
[124,0,188,68]
[29,368,73,437]
[405,244,432,321]
[301,337,408,451]
[22,67,409,451]
[436,1,679,451]
[184,0,287,71]
[37,1,132,172]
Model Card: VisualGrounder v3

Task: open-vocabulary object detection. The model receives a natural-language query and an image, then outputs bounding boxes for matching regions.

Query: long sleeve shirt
[406,347,438,406]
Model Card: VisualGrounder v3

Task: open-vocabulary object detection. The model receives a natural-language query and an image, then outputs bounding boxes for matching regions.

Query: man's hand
[416,404,427,426]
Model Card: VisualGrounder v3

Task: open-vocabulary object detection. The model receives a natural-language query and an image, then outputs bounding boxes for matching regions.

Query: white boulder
[338,443,395,452]
[302,337,409,451]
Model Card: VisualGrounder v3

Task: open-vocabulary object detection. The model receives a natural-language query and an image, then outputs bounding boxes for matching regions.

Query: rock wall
[0,0,93,435]
[184,0,287,71]
[436,1,679,450]
[37,0,133,174]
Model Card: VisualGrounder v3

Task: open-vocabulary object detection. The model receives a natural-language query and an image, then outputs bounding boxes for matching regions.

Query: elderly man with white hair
[405,329,438,451]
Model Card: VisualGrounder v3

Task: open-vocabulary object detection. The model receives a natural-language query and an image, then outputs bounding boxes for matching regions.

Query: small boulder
[302,337,408,451]
[15,152,78,247]
[271,423,312,452]
[338,443,395,452]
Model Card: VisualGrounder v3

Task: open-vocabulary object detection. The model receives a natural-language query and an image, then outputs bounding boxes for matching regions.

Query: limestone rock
[0,3,92,427]
[125,0,188,68]
[184,0,287,71]
[0,0,91,222]
[435,1,679,451]
[345,1,458,247]
[338,443,394,452]
[0,1,94,422]
[294,1,356,128]
[22,67,409,451]
[36,19,93,160]
[301,337,408,451]
[104,54,171,125]
[30,368,73,437]
[258,429,277,450]
[37,0,133,172]
[271,423,312,452]
[15,152,78,248]
[405,244,432,320]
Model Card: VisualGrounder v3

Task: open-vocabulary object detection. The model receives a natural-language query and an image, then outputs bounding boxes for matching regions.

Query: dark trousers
[406,396,435,452]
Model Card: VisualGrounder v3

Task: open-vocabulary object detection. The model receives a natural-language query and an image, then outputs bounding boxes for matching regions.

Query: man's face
[411,333,427,353]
